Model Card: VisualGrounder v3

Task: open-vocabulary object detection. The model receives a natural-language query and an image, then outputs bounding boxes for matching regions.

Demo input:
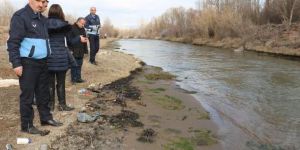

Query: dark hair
[48,4,65,21]
[76,17,85,23]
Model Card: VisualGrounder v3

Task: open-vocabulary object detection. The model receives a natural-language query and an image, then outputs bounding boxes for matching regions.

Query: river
[113,39,300,150]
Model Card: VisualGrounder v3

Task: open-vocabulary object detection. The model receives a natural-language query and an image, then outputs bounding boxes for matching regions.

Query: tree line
[0,0,119,39]
[120,0,300,40]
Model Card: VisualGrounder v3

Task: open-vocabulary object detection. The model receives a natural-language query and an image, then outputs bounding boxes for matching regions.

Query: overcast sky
[9,0,197,28]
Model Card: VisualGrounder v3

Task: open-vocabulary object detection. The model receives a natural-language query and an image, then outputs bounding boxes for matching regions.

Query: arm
[83,29,88,54]
[66,28,87,47]
[66,28,80,48]
[98,15,101,28]
[84,15,92,29]
[7,14,26,69]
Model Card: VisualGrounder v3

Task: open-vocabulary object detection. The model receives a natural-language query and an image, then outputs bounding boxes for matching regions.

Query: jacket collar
[25,4,41,19]
[89,13,97,18]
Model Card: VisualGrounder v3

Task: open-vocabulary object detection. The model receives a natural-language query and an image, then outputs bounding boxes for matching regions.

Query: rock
[77,112,101,123]
[234,47,244,52]
[5,144,13,150]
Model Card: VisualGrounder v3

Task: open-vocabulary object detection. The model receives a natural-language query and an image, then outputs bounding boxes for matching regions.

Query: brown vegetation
[132,0,300,39]
[101,18,119,38]
[119,0,300,56]
[0,0,14,45]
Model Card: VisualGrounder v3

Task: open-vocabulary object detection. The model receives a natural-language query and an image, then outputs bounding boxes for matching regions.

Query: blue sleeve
[7,14,26,68]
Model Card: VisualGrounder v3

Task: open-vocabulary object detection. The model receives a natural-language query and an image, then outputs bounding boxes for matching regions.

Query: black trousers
[49,71,67,109]
[71,58,83,82]
[19,58,53,130]
[89,35,100,63]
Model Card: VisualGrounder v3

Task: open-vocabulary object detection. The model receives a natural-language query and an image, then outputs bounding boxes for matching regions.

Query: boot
[58,104,75,111]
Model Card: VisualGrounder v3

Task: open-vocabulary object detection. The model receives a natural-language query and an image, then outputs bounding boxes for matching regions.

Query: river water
[114,39,300,150]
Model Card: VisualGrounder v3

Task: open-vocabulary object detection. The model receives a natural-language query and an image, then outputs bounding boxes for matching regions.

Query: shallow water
[115,39,300,150]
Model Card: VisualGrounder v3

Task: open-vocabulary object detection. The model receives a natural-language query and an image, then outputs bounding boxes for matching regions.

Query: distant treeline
[120,0,300,40]
[0,0,119,38]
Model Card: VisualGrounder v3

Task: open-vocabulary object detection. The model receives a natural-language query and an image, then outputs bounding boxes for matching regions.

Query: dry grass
[0,0,15,26]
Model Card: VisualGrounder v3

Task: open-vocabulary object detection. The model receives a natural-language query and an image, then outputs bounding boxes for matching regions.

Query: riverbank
[126,23,300,57]
[160,36,300,57]
[50,65,221,150]
[0,39,220,150]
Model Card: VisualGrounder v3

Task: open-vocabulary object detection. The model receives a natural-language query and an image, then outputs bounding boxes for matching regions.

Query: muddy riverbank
[0,39,220,150]
[49,65,221,150]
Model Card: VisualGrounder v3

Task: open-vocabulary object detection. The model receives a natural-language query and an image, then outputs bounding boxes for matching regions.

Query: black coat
[7,4,50,68]
[68,23,88,58]
[47,18,78,71]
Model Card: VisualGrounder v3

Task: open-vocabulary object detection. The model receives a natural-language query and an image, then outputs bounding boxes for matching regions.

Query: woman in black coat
[47,4,87,111]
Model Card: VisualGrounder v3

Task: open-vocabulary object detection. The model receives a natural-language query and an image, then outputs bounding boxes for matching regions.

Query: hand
[80,36,88,43]
[13,66,23,77]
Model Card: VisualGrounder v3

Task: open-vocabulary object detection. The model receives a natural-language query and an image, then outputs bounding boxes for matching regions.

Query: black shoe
[41,119,63,127]
[90,61,98,65]
[58,105,75,111]
[76,79,86,83]
[21,126,42,134]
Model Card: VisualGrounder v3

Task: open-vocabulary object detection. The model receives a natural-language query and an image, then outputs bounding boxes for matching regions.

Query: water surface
[115,39,300,149]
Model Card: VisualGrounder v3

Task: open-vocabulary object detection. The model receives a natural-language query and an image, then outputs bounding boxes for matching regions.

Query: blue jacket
[47,17,79,71]
[85,14,101,36]
[7,4,50,68]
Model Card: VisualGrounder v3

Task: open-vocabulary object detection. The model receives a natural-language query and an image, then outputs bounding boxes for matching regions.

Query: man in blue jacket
[7,0,62,135]
[85,7,101,65]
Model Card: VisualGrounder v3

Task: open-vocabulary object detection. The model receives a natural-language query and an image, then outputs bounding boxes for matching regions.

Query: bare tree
[288,0,298,26]
[101,18,119,38]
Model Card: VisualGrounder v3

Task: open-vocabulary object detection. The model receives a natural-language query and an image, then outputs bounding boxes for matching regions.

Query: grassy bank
[156,23,300,57]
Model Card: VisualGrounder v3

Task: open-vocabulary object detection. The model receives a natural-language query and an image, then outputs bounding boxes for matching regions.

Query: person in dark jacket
[69,17,88,83]
[85,7,101,65]
[7,0,62,135]
[47,4,87,111]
